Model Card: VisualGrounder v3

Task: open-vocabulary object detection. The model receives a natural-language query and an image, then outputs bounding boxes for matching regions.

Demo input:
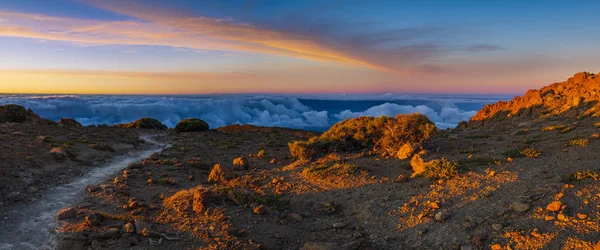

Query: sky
[0,0,599,95]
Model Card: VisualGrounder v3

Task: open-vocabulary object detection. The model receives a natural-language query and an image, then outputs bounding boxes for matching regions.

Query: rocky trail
[0,135,169,250]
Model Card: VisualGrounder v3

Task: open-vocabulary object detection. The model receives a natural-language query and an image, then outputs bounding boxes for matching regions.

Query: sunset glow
[1,1,600,94]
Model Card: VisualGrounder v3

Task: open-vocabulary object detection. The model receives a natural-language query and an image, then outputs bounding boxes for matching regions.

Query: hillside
[2,72,600,250]
[468,72,600,126]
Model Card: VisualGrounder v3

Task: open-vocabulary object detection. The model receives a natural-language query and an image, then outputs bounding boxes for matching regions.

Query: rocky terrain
[2,72,600,250]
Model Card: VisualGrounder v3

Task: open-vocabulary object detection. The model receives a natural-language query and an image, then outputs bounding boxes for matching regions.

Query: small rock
[577,213,587,219]
[7,192,24,201]
[397,143,415,160]
[435,211,448,222]
[491,223,503,231]
[98,228,120,239]
[274,233,284,239]
[123,222,136,233]
[332,222,347,229]
[546,201,563,212]
[56,207,77,220]
[207,164,233,183]
[27,187,38,193]
[288,212,303,222]
[270,158,277,164]
[544,215,556,221]
[233,157,249,170]
[557,213,568,221]
[510,202,530,212]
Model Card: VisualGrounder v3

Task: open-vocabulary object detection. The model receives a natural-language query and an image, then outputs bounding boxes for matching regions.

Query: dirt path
[0,135,168,250]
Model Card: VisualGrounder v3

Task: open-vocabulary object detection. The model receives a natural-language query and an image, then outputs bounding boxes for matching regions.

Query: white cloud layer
[0,95,486,130]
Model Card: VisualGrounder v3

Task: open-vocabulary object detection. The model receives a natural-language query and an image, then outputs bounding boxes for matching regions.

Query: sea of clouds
[0,94,506,131]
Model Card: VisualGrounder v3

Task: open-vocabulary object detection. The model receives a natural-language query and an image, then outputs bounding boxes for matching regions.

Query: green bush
[421,158,460,180]
[175,118,209,133]
[118,118,167,130]
[289,114,437,160]
[0,104,28,123]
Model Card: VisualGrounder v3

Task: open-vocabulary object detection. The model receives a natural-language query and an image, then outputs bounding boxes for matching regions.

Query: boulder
[397,143,415,160]
[410,154,426,177]
[208,164,233,183]
[57,207,77,220]
[233,156,249,170]
[175,118,209,133]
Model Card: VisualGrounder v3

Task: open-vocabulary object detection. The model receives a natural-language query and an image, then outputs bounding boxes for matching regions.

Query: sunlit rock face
[466,72,600,126]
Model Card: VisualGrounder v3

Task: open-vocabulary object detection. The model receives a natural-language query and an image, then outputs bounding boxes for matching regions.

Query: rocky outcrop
[0,104,53,124]
[466,72,600,126]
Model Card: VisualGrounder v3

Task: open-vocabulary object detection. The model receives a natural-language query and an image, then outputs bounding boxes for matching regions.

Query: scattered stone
[56,207,77,220]
[546,201,563,212]
[270,158,277,164]
[397,143,415,160]
[27,187,38,193]
[557,213,569,221]
[207,164,233,183]
[233,157,249,170]
[492,223,503,231]
[7,192,24,201]
[577,213,587,219]
[332,222,347,229]
[98,228,120,239]
[435,211,448,222]
[510,202,530,212]
[288,212,303,222]
[123,223,136,233]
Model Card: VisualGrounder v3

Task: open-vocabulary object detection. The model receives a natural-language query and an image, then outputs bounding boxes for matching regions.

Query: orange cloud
[0,7,382,70]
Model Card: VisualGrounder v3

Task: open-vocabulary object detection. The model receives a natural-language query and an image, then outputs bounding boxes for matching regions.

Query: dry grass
[421,158,460,180]
[520,148,542,158]
[542,125,567,132]
[568,138,589,147]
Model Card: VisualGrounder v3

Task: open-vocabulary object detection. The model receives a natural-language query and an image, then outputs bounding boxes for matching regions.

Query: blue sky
[0,0,599,94]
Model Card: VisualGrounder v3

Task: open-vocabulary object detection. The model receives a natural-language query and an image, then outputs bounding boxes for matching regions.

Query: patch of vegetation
[117,118,167,130]
[514,129,529,135]
[469,156,501,166]
[465,134,491,139]
[520,148,542,158]
[504,148,524,158]
[421,158,460,180]
[224,188,286,211]
[595,122,600,128]
[522,136,542,145]
[558,126,575,134]
[0,104,28,123]
[568,138,589,147]
[288,114,437,160]
[542,125,567,132]
[302,162,361,180]
[560,170,600,182]
[458,147,477,154]
[175,118,209,133]
[36,135,53,143]
[90,143,116,152]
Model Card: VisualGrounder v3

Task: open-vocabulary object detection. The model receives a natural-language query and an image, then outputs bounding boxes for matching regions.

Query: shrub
[175,118,209,133]
[504,148,524,158]
[568,138,589,147]
[118,118,167,130]
[595,122,600,128]
[257,149,267,158]
[560,170,600,182]
[0,104,28,123]
[520,148,542,158]
[421,158,460,180]
[289,114,437,160]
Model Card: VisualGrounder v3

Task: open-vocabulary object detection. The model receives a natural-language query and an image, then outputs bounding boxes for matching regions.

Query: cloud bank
[0,95,492,130]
